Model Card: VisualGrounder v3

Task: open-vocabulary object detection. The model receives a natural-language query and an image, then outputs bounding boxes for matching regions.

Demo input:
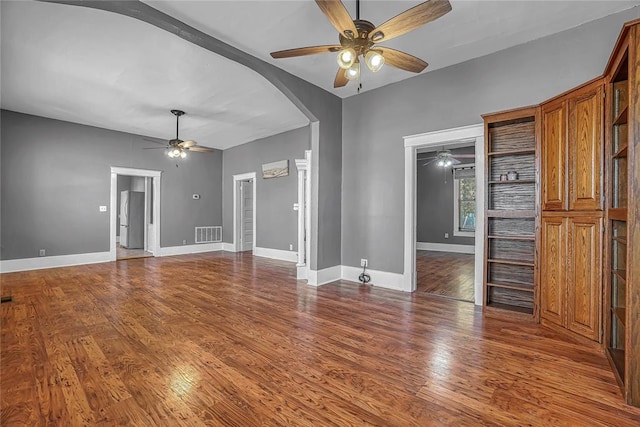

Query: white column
[295,157,308,275]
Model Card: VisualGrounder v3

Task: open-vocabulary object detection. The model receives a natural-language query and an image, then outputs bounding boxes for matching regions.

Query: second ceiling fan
[270,0,452,88]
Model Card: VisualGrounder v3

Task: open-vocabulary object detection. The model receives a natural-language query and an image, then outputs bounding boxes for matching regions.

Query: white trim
[222,242,236,252]
[157,243,222,257]
[404,124,485,305]
[232,172,257,253]
[253,247,297,263]
[341,266,405,292]
[416,242,475,254]
[0,251,111,273]
[307,265,341,287]
[110,167,161,261]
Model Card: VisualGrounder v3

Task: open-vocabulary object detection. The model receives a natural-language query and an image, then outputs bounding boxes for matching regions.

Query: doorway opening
[110,167,162,261]
[403,124,485,305]
[416,145,476,301]
[233,172,257,253]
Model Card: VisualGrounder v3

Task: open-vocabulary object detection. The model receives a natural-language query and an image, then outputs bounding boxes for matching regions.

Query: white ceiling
[2,1,639,150]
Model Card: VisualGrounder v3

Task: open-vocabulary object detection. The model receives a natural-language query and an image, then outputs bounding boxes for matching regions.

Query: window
[453,165,476,237]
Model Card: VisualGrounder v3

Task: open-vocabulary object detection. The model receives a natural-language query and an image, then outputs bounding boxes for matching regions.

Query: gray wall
[342,8,640,274]
[417,146,475,245]
[222,126,307,252]
[0,110,222,260]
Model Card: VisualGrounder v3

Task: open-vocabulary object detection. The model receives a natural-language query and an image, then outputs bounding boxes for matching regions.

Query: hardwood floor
[116,245,153,260]
[2,252,640,426]
[417,250,475,301]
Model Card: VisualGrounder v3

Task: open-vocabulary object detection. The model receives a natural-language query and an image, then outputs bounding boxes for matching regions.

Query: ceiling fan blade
[271,45,342,59]
[450,158,462,165]
[422,158,438,166]
[186,146,215,153]
[143,146,168,150]
[180,140,197,148]
[370,0,452,43]
[334,68,349,88]
[315,1,357,39]
[143,138,166,145]
[377,47,428,73]
[452,154,475,158]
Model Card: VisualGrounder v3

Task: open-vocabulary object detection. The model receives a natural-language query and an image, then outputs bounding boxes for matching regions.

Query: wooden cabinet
[483,107,539,320]
[540,215,602,341]
[603,19,640,407]
[541,100,567,211]
[541,80,603,212]
[540,79,604,342]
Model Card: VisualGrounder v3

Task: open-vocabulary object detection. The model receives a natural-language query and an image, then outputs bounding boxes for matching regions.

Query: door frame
[403,124,485,304]
[233,172,257,253]
[110,166,162,261]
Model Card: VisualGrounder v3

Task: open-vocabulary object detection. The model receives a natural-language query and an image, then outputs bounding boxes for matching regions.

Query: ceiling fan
[421,149,474,167]
[270,0,452,88]
[145,110,214,158]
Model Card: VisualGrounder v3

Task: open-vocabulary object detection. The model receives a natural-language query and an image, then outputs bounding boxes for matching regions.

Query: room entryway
[233,172,256,253]
[110,167,162,261]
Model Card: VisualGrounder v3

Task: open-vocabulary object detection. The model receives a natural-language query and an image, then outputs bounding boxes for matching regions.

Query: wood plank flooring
[417,250,475,301]
[2,251,640,426]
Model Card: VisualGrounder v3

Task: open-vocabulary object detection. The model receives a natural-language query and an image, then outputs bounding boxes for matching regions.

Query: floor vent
[195,226,222,244]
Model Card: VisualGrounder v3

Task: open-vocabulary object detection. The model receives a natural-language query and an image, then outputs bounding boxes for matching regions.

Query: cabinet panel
[567,217,602,341]
[540,217,566,326]
[541,101,567,210]
[569,84,603,211]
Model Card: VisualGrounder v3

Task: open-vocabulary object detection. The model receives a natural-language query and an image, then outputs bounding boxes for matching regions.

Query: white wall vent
[195,226,222,244]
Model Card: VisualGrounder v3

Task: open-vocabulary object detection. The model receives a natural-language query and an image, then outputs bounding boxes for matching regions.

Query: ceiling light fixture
[364,49,384,72]
[337,47,357,69]
[344,59,360,80]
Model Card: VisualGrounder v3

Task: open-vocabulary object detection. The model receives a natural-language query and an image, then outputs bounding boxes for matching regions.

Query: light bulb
[446,160,452,167]
[180,150,187,159]
[167,150,175,158]
[344,61,360,81]
[337,48,356,69]
[364,50,384,72]
[437,160,444,167]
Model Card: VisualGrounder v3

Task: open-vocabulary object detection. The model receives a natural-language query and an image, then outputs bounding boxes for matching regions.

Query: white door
[240,180,253,251]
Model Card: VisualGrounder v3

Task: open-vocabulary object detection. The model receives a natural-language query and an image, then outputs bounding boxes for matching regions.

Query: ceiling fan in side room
[270,0,452,88]
[421,149,474,167]
[145,110,215,158]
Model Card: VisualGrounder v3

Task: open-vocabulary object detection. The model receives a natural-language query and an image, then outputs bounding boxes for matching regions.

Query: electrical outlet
[360,258,368,267]
[183,239,187,245]
[289,244,293,251]
[39,249,45,257]
[99,205,107,212]
[444,233,449,239]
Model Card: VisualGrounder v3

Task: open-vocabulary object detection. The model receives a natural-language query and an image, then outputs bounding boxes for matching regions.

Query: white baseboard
[297,265,308,280]
[341,265,406,292]
[416,242,475,254]
[222,242,236,252]
[307,265,342,287]
[158,243,222,257]
[0,251,112,273]
[253,246,297,263]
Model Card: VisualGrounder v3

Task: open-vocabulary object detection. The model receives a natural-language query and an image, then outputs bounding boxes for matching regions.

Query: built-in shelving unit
[483,108,539,319]
[603,19,639,407]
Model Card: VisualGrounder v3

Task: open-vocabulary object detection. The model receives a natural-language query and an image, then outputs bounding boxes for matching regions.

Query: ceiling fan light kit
[270,0,452,88]
[144,110,215,159]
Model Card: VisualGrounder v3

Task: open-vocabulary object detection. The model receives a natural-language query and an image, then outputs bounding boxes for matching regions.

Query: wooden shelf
[487,282,534,292]
[613,144,628,158]
[608,347,626,379]
[488,235,535,241]
[612,307,627,326]
[608,208,628,221]
[487,148,535,157]
[486,302,533,315]
[488,179,535,185]
[487,258,535,267]
[613,105,628,126]
[613,236,628,245]
[487,209,536,218]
